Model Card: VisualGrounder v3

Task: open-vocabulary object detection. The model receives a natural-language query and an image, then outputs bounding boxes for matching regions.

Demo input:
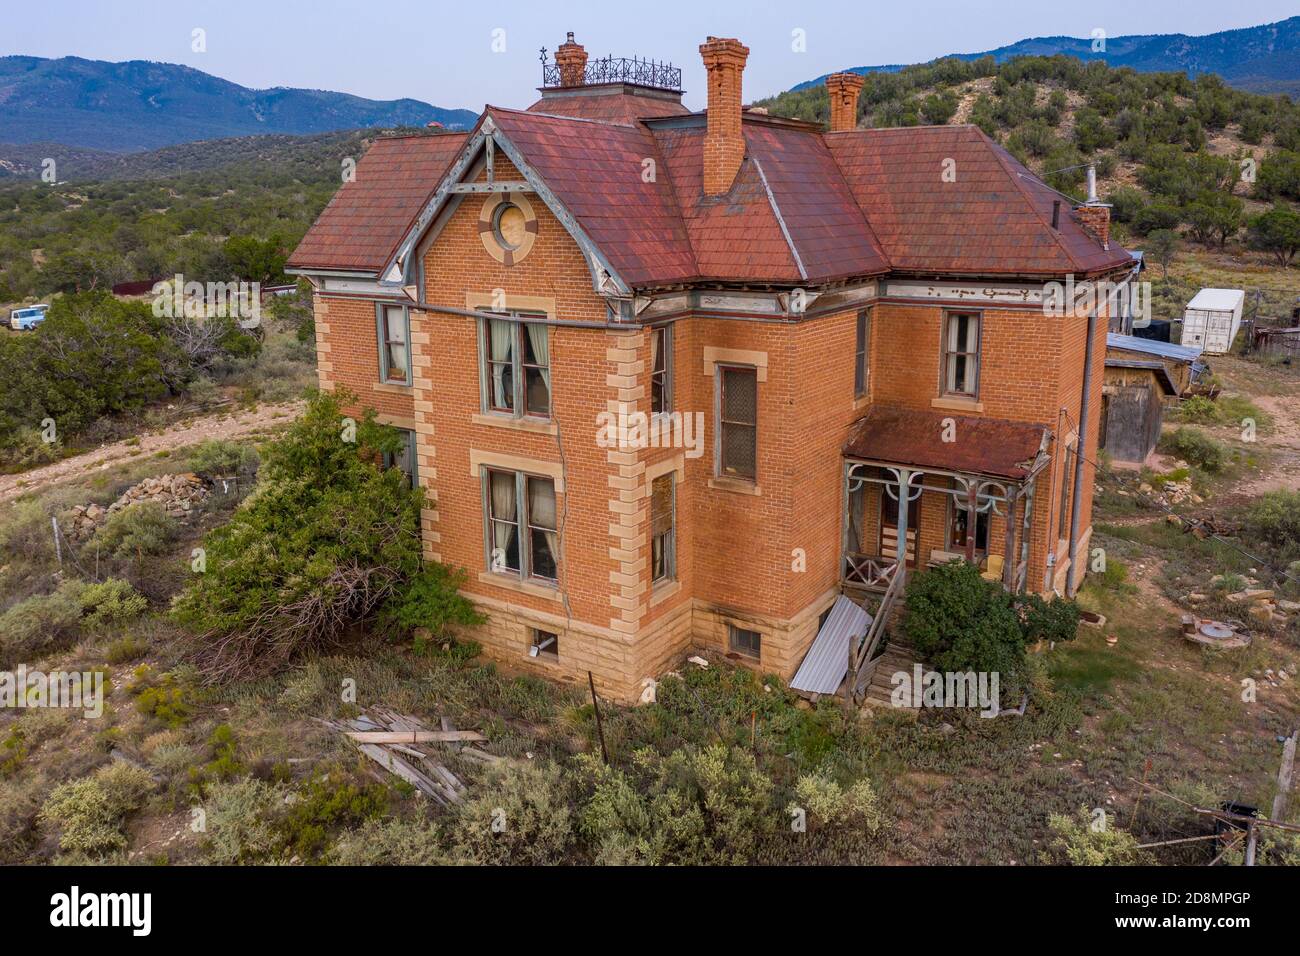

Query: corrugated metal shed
[790,595,872,695]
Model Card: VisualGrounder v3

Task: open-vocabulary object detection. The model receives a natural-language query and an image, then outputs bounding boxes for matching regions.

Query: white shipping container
[1180,288,1244,355]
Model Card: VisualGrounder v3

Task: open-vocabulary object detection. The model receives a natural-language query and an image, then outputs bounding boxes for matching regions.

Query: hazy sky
[3,1,1295,111]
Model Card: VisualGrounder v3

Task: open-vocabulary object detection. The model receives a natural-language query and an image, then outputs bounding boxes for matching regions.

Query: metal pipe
[1066,310,1100,596]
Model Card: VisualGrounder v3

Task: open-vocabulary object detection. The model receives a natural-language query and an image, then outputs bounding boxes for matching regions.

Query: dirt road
[0,400,302,504]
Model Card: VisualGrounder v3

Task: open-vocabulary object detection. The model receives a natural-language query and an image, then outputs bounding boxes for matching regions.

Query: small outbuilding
[1102,334,1205,464]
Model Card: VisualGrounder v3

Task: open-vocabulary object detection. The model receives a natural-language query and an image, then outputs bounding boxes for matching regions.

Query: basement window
[529,628,559,661]
[728,625,762,660]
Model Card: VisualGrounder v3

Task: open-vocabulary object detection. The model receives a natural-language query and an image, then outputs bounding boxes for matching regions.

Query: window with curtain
[378,305,410,384]
[719,365,757,480]
[942,312,980,396]
[480,314,550,419]
[650,472,675,583]
[382,429,417,488]
[650,326,671,414]
[854,309,870,397]
[484,468,557,583]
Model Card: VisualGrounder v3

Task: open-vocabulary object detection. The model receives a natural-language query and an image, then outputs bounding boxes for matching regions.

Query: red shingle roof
[526,85,690,125]
[289,102,1130,287]
[286,132,466,273]
[827,125,1131,277]
[843,406,1048,480]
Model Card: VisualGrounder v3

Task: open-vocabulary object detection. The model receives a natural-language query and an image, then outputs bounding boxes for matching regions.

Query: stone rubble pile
[67,473,209,540]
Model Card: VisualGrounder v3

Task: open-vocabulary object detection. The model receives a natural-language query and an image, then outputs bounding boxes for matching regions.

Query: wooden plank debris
[344,730,487,744]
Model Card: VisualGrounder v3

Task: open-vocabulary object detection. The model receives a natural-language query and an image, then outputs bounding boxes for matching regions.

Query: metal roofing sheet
[1107,333,1203,364]
[790,595,872,695]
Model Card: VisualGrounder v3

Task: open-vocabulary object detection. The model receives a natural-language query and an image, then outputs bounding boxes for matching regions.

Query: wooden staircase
[860,641,922,710]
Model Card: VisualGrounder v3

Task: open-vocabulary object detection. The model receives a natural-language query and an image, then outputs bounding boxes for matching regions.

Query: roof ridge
[750,155,807,281]
[976,126,1083,273]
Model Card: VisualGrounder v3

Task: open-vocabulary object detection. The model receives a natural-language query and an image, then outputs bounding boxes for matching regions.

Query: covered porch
[839,406,1052,596]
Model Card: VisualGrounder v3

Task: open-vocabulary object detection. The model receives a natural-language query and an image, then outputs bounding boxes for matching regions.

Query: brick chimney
[1075,204,1111,250]
[699,36,749,196]
[554,32,588,87]
[825,72,865,132]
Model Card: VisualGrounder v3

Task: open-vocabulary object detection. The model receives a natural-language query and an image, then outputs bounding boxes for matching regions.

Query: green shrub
[0,579,87,663]
[901,561,1029,690]
[0,726,28,777]
[38,762,153,856]
[127,665,192,728]
[1159,427,1229,473]
[80,578,148,627]
[379,563,484,642]
[172,389,427,682]
[1045,807,1150,865]
[105,634,149,664]
[790,774,885,833]
[280,768,389,860]
[332,812,447,865]
[89,502,178,558]
[1171,395,1219,424]
[201,777,286,865]
[452,761,575,865]
[188,439,258,477]
[1244,491,1300,566]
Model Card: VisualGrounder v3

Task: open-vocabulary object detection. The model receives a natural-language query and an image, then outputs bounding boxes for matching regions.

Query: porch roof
[843,406,1049,481]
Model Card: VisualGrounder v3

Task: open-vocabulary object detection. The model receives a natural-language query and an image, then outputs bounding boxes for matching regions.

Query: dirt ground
[0,400,302,504]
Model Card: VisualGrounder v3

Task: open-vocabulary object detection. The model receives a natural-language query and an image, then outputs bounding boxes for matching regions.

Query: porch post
[1002,486,1018,589]
[894,467,911,587]
[1019,479,1036,593]
[964,480,979,563]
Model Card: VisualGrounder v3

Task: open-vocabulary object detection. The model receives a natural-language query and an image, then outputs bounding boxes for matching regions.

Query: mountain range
[794,16,1300,96]
[0,56,477,152]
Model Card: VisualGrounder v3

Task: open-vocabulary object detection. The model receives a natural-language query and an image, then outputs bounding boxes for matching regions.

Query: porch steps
[862,642,922,710]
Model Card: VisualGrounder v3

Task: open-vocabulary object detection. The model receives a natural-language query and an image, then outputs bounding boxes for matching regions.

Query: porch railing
[848,564,905,703]
[842,552,898,591]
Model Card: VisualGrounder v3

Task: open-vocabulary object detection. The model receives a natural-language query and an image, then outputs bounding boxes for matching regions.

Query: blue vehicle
[8,304,50,331]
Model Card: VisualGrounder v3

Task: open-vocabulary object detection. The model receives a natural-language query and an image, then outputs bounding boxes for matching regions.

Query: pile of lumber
[316,708,499,808]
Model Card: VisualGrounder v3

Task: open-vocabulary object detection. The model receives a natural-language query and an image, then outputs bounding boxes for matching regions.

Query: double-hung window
[382,428,417,488]
[650,473,675,584]
[484,468,558,583]
[481,314,550,418]
[854,309,871,398]
[377,304,411,385]
[718,365,758,481]
[942,312,981,397]
[650,326,672,414]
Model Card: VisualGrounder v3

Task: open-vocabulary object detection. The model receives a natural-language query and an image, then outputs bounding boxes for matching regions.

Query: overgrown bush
[38,762,153,856]
[332,812,447,865]
[172,389,427,681]
[200,777,286,865]
[127,665,192,728]
[1159,427,1229,473]
[379,563,484,642]
[80,578,149,627]
[1244,491,1300,567]
[1044,807,1150,865]
[0,579,88,663]
[188,439,259,478]
[88,502,178,559]
[451,761,575,865]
